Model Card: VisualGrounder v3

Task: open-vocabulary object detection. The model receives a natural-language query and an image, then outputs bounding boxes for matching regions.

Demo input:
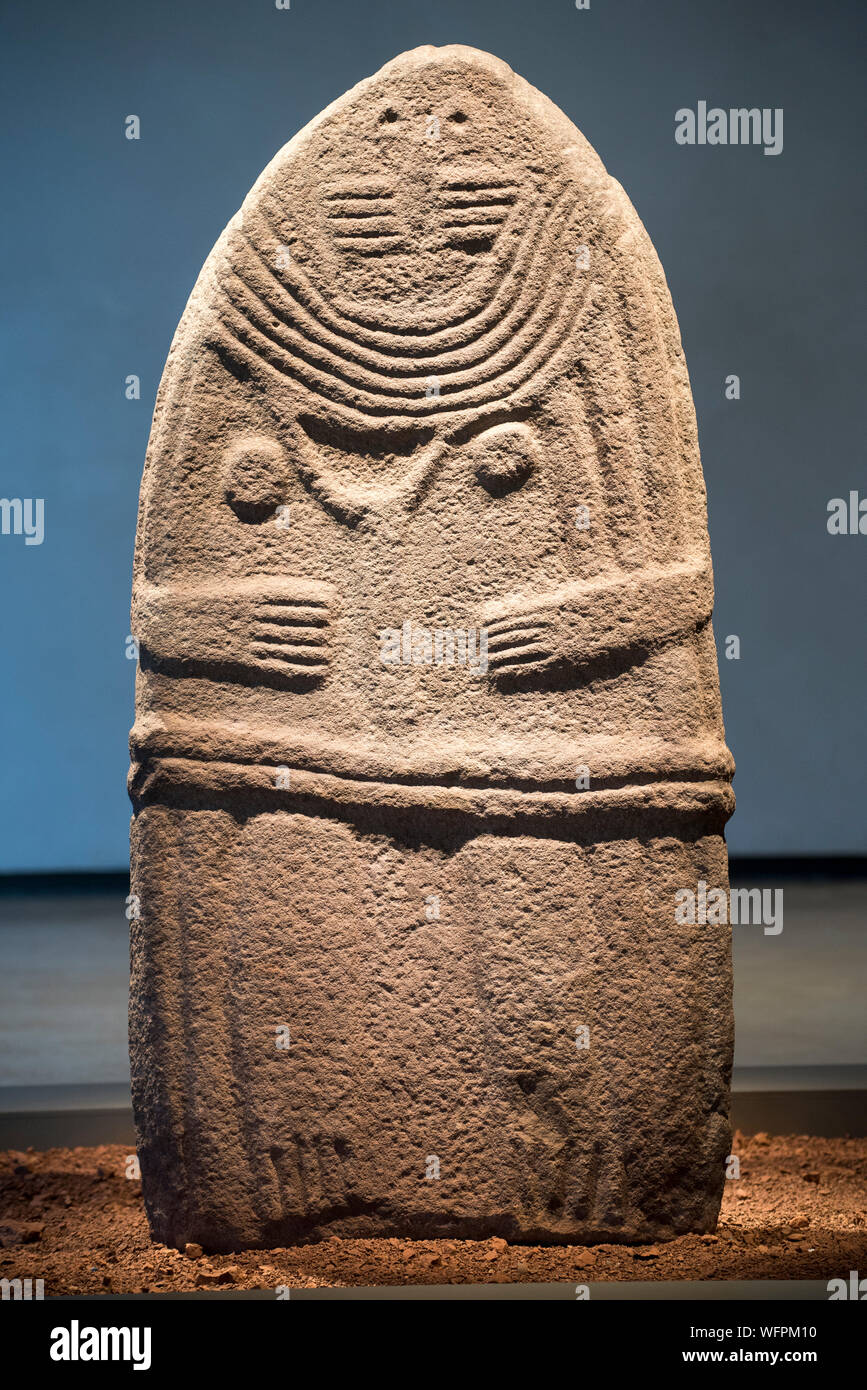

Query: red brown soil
[1,1133,864,1292]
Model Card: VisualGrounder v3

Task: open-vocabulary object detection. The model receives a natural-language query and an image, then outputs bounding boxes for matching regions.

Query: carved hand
[482,561,713,683]
[134,577,334,686]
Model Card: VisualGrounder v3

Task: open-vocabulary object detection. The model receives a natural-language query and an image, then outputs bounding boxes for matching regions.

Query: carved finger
[485,613,553,640]
[486,641,553,672]
[255,603,330,627]
[253,623,327,647]
[486,624,547,653]
[250,642,329,669]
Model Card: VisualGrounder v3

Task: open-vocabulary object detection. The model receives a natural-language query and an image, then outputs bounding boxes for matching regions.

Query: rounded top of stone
[368,43,517,79]
[248,43,604,192]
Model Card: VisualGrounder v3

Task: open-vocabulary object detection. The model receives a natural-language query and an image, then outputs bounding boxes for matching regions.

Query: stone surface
[129,45,734,1252]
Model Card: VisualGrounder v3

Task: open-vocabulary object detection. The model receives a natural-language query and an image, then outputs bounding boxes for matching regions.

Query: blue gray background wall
[1,0,863,868]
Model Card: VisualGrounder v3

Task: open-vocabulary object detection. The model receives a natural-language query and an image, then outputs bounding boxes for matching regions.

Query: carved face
[210,50,592,459]
[289,60,560,318]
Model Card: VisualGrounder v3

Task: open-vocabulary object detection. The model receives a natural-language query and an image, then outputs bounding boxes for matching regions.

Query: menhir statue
[129,45,735,1251]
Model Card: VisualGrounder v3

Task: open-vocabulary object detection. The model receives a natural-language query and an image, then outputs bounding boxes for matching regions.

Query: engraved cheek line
[437,176,519,197]
[214,190,588,415]
[323,197,399,240]
[253,177,568,344]
[323,188,402,244]
[321,179,394,199]
[230,186,580,387]
[438,191,517,207]
[324,204,397,219]
[221,225,581,406]
[435,179,519,245]
[248,181,566,359]
[325,182,516,252]
[331,232,408,256]
[322,173,521,274]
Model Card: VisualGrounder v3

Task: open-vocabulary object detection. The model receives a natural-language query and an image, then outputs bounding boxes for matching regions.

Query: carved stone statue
[129,45,734,1251]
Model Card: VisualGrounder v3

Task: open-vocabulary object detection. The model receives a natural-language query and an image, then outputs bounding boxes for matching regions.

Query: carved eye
[468,423,538,497]
[223,436,288,523]
[378,105,403,126]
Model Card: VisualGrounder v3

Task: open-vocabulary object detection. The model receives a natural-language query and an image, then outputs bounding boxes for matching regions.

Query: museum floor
[1,1132,865,1291]
[1,867,864,1292]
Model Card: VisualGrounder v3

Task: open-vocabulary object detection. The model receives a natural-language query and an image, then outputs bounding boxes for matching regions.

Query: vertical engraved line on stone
[635,216,712,558]
[134,349,198,591]
[185,811,274,1243]
[569,841,605,1229]
[559,400,617,580]
[604,220,720,748]
[692,832,733,1221]
[606,231,692,568]
[691,623,727,741]
[576,301,654,573]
